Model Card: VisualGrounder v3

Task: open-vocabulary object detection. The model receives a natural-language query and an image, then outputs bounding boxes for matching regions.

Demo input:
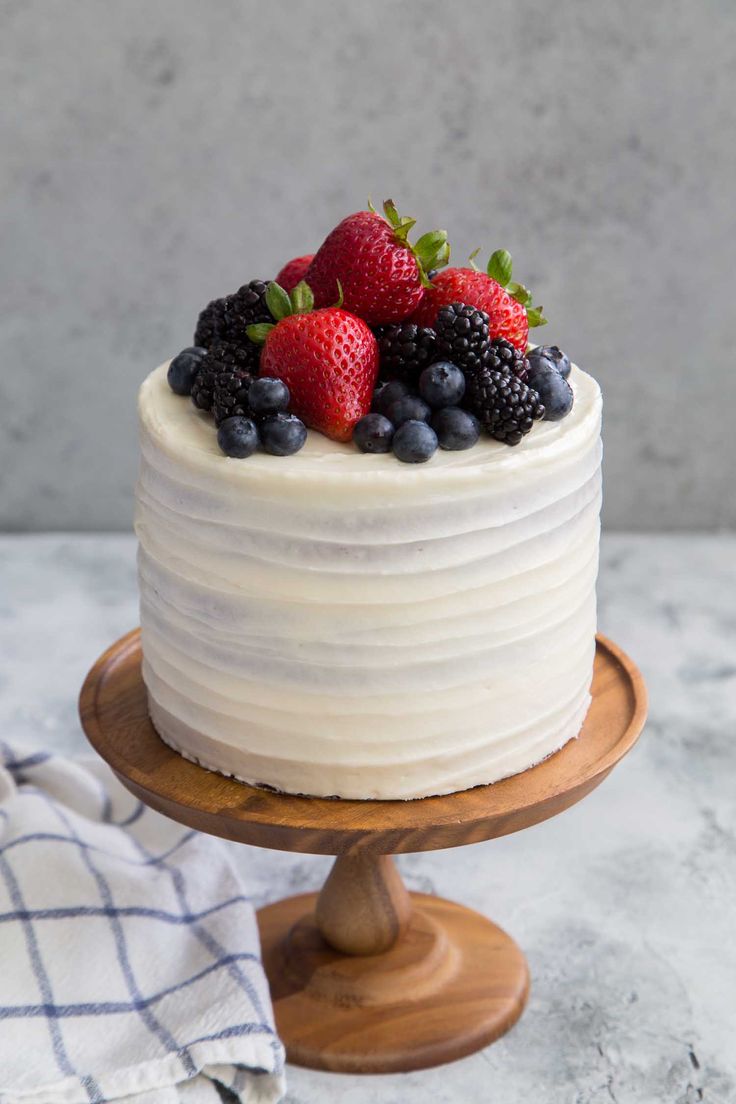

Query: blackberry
[377,323,437,385]
[194,296,229,348]
[193,280,271,353]
[222,280,272,345]
[485,337,531,382]
[464,368,545,446]
[208,339,256,372]
[212,370,255,426]
[190,341,255,415]
[435,302,490,374]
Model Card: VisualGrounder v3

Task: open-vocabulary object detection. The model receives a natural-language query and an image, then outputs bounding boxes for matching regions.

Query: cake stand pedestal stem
[314,853,411,955]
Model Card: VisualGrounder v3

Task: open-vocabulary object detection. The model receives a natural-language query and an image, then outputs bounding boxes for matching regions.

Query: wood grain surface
[79,631,647,855]
[259,889,530,1074]
[314,853,412,955]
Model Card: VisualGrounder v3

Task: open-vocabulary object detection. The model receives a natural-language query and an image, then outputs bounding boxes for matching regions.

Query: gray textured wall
[2,0,735,531]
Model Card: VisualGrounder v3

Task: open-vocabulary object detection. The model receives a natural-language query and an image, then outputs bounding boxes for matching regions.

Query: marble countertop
[1,533,734,1103]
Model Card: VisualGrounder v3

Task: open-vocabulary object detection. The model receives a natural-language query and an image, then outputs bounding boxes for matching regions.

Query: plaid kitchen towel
[0,742,285,1104]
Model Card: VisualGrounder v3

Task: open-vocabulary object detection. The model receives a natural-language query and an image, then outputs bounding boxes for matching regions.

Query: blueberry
[248,376,290,417]
[386,395,431,427]
[167,347,207,396]
[431,407,480,451]
[374,379,409,416]
[528,366,574,421]
[418,361,466,409]
[260,412,307,456]
[528,344,571,379]
[217,416,259,458]
[392,419,438,463]
[353,413,394,453]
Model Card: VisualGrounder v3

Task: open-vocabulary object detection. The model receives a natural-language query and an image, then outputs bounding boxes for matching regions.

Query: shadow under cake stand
[79,631,647,1075]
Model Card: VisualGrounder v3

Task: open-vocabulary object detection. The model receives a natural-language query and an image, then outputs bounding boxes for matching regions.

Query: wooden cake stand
[79,630,646,1075]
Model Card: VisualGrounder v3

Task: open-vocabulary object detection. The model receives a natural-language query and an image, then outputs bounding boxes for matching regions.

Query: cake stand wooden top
[79,631,647,856]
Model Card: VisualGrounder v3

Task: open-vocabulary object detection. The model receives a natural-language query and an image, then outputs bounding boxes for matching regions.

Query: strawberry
[275,253,314,292]
[247,281,378,442]
[411,250,547,351]
[306,200,450,326]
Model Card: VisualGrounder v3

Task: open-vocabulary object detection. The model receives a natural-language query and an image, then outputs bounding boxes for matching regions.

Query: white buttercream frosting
[135,362,602,799]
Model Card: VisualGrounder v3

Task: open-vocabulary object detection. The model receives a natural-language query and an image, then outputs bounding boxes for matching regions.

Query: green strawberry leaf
[468,248,481,271]
[393,219,417,243]
[487,249,513,287]
[526,305,548,328]
[433,239,451,269]
[290,280,314,314]
[373,197,453,280]
[414,230,449,270]
[246,323,274,345]
[265,282,293,322]
[507,281,532,307]
[382,199,401,228]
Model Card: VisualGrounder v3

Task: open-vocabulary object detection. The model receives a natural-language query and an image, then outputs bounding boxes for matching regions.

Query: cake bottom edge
[146,691,592,802]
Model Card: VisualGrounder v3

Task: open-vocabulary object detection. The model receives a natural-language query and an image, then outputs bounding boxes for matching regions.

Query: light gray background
[2,0,735,531]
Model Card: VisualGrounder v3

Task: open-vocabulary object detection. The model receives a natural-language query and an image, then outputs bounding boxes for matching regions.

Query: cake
[135,201,602,800]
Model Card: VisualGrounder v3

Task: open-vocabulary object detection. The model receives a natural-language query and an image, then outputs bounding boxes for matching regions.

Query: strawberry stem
[370,198,451,287]
[480,248,549,327]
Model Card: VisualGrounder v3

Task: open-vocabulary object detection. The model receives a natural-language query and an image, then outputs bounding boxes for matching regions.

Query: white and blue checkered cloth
[0,742,285,1104]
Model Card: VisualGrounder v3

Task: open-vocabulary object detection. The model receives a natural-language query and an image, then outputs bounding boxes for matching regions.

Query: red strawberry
[306,200,450,326]
[275,254,314,292]
[247,282,378,443]
[411,250,547,352]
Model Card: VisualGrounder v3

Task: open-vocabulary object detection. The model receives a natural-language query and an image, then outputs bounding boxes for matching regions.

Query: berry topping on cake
[464,368,545,445]
[484,337,531,382]
[353,413,395,454]
[248,377,290,417]
[527,364,574,421]
[411,250,546,351]
[193,297,229,350]
[275,255,314,293]
[392,419,439,464]
[434,303,491,374]
[194,280,272,352]
[377,323,438,385]
[260,412,308,456]
[212,369,254,426]
[167,347,207,396]
[247,281,379,442]
[528,344,571,379]
[306,200,450,325]
[172,198,582,460]
[222,280,273,344]
[385,394,432,428]
[418,361,466,409]
[217,416,260,458]
[190,341,256,413]
[373,379,409,416]
[431,407,480,451]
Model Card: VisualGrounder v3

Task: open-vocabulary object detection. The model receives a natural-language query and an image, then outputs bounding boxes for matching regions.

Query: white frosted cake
[135,202,602,799]
[136,360,601,800]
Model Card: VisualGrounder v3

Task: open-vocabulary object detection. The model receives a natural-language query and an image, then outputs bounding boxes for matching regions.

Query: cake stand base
[259,888,527,1074]
[80,632,647,1075]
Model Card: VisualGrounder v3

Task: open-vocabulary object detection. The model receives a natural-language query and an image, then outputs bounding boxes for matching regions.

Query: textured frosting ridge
[136,362,602,799]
